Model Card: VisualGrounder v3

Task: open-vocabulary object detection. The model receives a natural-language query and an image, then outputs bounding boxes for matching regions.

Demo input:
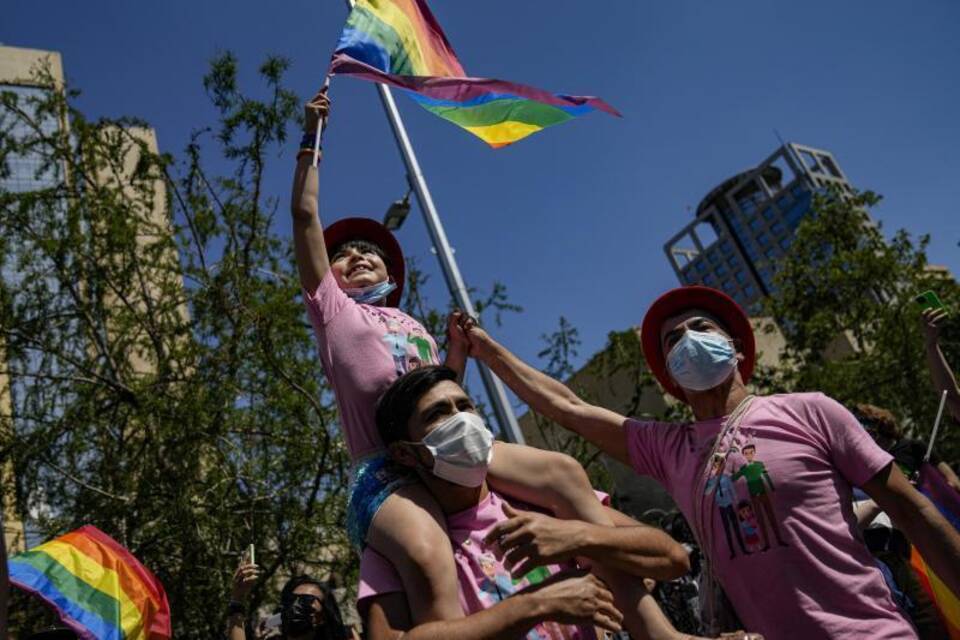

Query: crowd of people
[5,91,960,640]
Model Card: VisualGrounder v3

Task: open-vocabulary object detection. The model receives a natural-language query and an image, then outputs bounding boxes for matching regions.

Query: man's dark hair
[742,444,756,453]
[376,365,458,445]
[330,239,390,266]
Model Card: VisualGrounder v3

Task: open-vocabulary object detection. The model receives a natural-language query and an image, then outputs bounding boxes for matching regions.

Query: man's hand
[230,559,260,602]
[304,89,330,134]
[485,504,586,577]
[525,571,623,634]
[456,313,496,360]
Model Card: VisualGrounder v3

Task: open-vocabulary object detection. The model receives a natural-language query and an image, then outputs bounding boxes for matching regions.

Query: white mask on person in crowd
[344,279,396,305]
[418,411,494,487]
[666,329,738,392]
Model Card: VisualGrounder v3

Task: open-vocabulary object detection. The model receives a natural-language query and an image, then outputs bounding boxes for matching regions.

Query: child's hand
[304,89,330,133]
[447,310,470,357]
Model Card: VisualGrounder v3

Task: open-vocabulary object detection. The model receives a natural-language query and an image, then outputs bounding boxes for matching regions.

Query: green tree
[0,54,351,638]
[764,187,960,463]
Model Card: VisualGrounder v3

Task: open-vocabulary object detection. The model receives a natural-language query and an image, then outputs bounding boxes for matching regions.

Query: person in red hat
[460,285,960,640]
[290,92,680,635]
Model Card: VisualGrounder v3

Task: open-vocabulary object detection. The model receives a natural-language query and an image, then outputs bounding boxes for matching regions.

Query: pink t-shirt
[358,490,598,640]
[304,271,440,460]
[626,392,915,640]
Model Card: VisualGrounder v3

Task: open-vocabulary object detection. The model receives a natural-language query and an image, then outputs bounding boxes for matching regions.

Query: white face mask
[414,411,495,487]
[666,329,738,392]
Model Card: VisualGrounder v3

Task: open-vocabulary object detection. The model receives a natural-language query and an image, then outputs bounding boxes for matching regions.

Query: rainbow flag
[911,463,960,639]
[330,0,620,148]
[8,526,172,640]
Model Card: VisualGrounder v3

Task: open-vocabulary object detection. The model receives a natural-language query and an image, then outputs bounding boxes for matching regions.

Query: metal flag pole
[924,390,949,463]
[339,0,526,445]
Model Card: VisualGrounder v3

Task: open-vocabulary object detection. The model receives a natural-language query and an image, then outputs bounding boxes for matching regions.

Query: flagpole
[342,0,526,446]
[924,390,949,463]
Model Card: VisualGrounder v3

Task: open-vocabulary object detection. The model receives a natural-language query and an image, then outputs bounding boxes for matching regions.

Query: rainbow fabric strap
[8,525,172,640]
[329,0,620,148]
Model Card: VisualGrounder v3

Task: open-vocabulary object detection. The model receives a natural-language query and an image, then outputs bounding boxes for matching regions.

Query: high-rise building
[664,143,854,310]
[1,45,176,552]
[0,45,66,554]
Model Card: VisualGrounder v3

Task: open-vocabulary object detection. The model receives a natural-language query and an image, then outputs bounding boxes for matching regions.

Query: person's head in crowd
[640,286,756,412]
[376,365,494,492]
[276,575,349,640]
[324,218,405,307]
[853,404,901,450]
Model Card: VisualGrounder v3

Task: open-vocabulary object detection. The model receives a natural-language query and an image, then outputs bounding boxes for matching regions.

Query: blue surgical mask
[344,280,396,305]
[666,329,737,392]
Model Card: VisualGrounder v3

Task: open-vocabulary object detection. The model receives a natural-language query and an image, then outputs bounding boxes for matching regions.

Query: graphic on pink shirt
[729,440,788,550]
[735,500,764,553]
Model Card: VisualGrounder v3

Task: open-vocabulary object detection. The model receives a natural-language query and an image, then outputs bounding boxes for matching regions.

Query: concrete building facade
[664,143,854,311]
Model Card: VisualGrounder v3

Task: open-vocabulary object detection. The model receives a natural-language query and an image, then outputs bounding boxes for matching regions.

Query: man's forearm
[478,338,582,425]
[895,495,960,597]
[393,594,546,640]
[577,523,689,581]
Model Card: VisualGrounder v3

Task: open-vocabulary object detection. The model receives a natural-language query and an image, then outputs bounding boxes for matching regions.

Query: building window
[765,247,778,260]
[791,183,807,199]
[749,217,763,231]
[757,233,769,246]
[703,274,716,285]
[744,284,756,298]
[776,195,790,210]
[779,237,791,250]
[696,259,707,273]
[771,221,785,235]
[734,270,746,284]
[722,280,734,292]
[820,155,842,178]
[720,240,733,255]
[716,264,728,277]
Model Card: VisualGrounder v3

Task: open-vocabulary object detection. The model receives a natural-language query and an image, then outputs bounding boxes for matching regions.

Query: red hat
[324,217,405,307]
[640,285,756,400]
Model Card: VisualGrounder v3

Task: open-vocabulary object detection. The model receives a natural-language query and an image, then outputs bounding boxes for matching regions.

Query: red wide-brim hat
[640,285,756,400]
[324,217,405,307]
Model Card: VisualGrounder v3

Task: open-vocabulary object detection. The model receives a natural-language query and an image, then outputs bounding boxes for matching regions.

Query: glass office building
[663,143,854,311]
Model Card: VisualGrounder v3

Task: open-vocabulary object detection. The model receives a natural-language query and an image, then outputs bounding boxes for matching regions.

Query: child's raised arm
[291,91,331,294]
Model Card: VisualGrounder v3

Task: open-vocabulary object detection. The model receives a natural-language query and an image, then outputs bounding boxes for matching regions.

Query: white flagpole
[311,76,331,169]
[924,390,949,463]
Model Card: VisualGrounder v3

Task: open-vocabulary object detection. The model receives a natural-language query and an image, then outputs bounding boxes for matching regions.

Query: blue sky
[4,0,959,419]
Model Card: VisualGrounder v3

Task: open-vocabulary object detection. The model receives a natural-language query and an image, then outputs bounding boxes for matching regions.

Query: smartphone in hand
[916,290,945,312]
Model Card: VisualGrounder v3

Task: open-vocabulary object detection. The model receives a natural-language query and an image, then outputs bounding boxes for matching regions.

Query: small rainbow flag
[330,0,620,148]
[911,463,960,639]
[8,525,172,640]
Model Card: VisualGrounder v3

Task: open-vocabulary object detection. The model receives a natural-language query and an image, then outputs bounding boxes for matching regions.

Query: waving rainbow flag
[330,0,620,148]
[911,463,960,638]
[8,526,171,640]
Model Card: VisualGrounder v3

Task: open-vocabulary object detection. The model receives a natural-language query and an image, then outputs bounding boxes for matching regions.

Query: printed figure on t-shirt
[477,553,515,605]
[736,500,764,553]
[408,334,435,364]
[705,455,749,559]
[382,319,411,376]
[732,443,788,550]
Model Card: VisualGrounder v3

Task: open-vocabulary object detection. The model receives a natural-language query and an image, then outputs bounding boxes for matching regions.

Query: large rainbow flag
[329,0,620,148]
[911,463,960,639]
[8,526,172,640]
